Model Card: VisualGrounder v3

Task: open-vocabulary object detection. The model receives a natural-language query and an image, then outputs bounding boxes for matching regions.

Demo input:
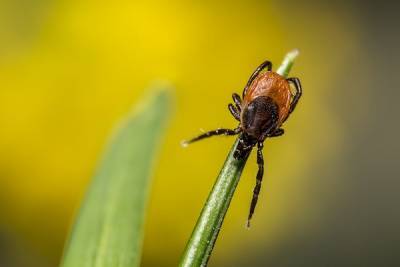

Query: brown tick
[183,60,302,226]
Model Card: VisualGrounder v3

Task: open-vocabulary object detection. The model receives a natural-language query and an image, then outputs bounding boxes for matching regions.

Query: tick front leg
[182,127,241,147]
[247,142,265,227]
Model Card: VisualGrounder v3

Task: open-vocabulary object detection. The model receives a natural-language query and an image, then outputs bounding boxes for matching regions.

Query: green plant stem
[276,49,299,78]
[179,50,299,267]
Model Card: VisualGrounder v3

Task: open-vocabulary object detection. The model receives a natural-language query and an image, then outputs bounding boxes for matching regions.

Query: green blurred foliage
[61,89,171,267]
[0,1,362,266]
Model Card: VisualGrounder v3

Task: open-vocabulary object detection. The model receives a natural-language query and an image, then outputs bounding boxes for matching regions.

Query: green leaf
[60,88,172,267]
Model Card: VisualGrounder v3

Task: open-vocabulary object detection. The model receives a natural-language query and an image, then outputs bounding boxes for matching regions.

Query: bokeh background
[1,0,399,266]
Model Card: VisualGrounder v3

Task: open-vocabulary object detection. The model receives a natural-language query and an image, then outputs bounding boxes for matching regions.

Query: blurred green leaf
[60,88,172,267]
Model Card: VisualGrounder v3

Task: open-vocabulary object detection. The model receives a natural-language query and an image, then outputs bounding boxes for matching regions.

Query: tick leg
[182,127,241,146]
[242,60,272,98]
[228,104,240,121]
[234,135,254,159]
[287,77,302,114]
[269,128,284,137]
[232,93,242,111]
[247,142,264,227]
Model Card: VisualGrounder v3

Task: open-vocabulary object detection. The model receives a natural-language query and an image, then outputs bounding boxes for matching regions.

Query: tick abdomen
[243,71,292,125]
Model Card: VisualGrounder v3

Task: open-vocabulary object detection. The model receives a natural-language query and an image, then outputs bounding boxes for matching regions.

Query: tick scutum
[241,96,279,141]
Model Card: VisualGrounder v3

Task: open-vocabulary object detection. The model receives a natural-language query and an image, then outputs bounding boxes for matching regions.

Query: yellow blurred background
[1,1,399,266]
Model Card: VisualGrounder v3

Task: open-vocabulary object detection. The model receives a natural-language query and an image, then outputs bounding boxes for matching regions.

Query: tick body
[184,60,302,226]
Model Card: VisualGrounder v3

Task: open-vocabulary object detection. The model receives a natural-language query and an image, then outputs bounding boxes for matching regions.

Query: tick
[183,60,302,226]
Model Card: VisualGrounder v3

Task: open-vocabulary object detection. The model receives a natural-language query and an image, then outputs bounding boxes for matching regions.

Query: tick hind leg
[269,128,284,137]
[287,77,302,114]
[243,60,272,98]
[247,142,265,227]
[182,127,241,147]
